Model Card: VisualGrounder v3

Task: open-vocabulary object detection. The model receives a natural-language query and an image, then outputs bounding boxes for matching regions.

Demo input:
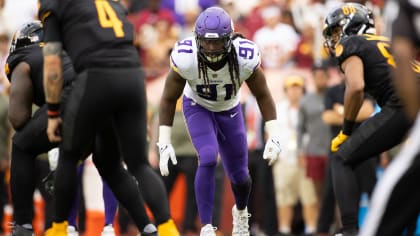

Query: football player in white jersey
[157,6,282,236]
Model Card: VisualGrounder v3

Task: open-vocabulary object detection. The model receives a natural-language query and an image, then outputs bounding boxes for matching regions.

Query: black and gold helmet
[9,20,43,54]
[323,3,375,56]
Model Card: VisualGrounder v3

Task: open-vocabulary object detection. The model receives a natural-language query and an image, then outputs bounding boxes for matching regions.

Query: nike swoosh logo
[230,112,238,118]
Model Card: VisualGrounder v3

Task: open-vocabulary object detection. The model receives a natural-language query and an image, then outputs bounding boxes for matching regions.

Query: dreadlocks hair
[197,34,242,97]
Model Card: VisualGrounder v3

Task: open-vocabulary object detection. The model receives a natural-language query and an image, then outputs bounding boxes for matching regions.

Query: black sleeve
[324,87,335,110]
[43,14,61,43]
[38,0,58,22]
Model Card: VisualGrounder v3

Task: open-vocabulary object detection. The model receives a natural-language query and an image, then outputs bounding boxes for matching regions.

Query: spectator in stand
[162,0,217,26]
[0,0,13,39]
[120,0,139,26]
[2,0,37,36]
[177,6,200,40]
[289,0,342,63]
[133,0,176,40]
[0,32,10,92]
[243,0,277,40]
[142,16,179,81]
[220,0,250,39]
[129,0,147,14]
[133,0,177,80]
[294,22,316,69]
[253,5,299,69]
[273,75,318,236]
[297,61,330,207]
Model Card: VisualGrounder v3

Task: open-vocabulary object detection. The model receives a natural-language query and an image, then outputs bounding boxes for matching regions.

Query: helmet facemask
[323,23,345,56]
[196,35,232,63]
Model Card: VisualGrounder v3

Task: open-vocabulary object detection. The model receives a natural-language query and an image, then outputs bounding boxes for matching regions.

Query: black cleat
[140,232,159,236]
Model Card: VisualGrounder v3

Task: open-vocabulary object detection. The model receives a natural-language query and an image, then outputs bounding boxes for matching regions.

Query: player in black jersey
[322,3,415,235]
[6,20,123,236]
[6,21,124,236]
[5,21,74,236]
[38,0,177,235]
[7,20,179,236]
[359,0,420,235]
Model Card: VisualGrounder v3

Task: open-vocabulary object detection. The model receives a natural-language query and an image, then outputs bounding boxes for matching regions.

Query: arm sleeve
[43,14,62,43]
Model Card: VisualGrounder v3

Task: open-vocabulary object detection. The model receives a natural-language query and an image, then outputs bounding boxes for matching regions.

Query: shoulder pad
[5,47,36,81]
[38,0,59,22]
[232,38,261,74]
[336,36,366,65]
[170,37,197,77]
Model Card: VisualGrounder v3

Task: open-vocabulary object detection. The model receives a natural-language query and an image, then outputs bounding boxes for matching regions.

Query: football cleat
[232,205,250,236]
[101,224,115,236]
[200,224,217,236]
[45,221,68,236]
[157,219,180,236]
[67,225,79,236]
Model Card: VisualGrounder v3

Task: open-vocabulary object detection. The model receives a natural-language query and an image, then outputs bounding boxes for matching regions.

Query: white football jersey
[170,36,261,112]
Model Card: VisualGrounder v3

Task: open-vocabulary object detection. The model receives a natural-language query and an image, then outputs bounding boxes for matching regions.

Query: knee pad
[228,165,250,185]
[197,146,218,167]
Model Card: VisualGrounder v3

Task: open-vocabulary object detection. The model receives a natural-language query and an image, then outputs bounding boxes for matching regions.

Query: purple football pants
[68,163,118,227]
[182,96,250,224]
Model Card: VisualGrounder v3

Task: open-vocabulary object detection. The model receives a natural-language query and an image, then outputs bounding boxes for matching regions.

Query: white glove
[48,148,59,171]
[157,143,177,176]
[157,126,177,176]
[263,136,282,165]
[263,120,282,166]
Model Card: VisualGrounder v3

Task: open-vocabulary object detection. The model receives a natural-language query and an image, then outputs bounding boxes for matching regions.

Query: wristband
[158,125,172,144]
[265,120,281,137]
[47,103,60,118]
[342,119,356,135]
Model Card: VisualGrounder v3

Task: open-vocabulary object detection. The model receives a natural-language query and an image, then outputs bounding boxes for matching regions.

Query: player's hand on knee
[331,130,349,152]
[157,143,177,176]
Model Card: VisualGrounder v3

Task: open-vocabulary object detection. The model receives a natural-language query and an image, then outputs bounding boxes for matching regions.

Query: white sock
[279,226,291,234]
[305,225,316,234]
